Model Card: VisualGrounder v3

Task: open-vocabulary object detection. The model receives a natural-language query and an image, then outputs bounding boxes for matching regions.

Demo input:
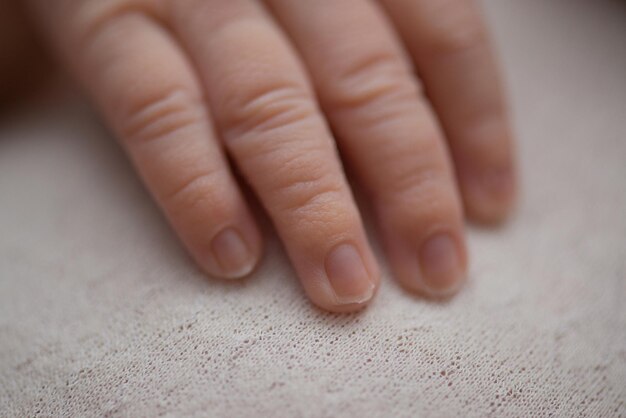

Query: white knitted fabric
[1,1,625,417]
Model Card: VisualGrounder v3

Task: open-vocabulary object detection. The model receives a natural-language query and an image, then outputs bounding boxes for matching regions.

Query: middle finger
[167,0,380,311]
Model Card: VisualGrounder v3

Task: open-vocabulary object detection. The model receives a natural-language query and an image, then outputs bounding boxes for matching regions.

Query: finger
[380,0,517,223]
[266,0,467,295]
[28,2,262,278]
[168,0,380,311]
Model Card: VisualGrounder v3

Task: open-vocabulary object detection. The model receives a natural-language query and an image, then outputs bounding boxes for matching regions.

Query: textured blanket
[1,0,625,416]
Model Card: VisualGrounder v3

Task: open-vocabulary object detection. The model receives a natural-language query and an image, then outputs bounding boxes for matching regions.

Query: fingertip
[461,165,517,225]
[416,231,468,296]
[376,201,468,300]
[310,284,377,313]
[207,226,261,279]
[186,210,263,281]
[301,241,380,313]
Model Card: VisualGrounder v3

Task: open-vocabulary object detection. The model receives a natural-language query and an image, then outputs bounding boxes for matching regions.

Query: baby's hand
[27,0,516,311]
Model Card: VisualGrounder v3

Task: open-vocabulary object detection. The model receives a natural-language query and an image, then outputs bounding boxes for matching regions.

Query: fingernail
[418,233,464,295]
[465,167,516,222]
[210,228,255,279]
[481,167,514,200]
[324,243,375,305]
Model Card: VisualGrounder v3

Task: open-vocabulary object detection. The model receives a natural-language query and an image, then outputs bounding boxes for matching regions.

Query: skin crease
[11,0,516,312]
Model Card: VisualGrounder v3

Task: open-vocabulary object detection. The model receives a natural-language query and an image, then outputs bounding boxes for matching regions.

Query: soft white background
[1,1,625,416]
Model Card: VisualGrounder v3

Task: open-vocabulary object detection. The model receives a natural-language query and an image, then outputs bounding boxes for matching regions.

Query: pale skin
[7,0,516,312]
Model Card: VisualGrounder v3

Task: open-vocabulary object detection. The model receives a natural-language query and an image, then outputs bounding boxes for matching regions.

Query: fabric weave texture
[1,0,625,416]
